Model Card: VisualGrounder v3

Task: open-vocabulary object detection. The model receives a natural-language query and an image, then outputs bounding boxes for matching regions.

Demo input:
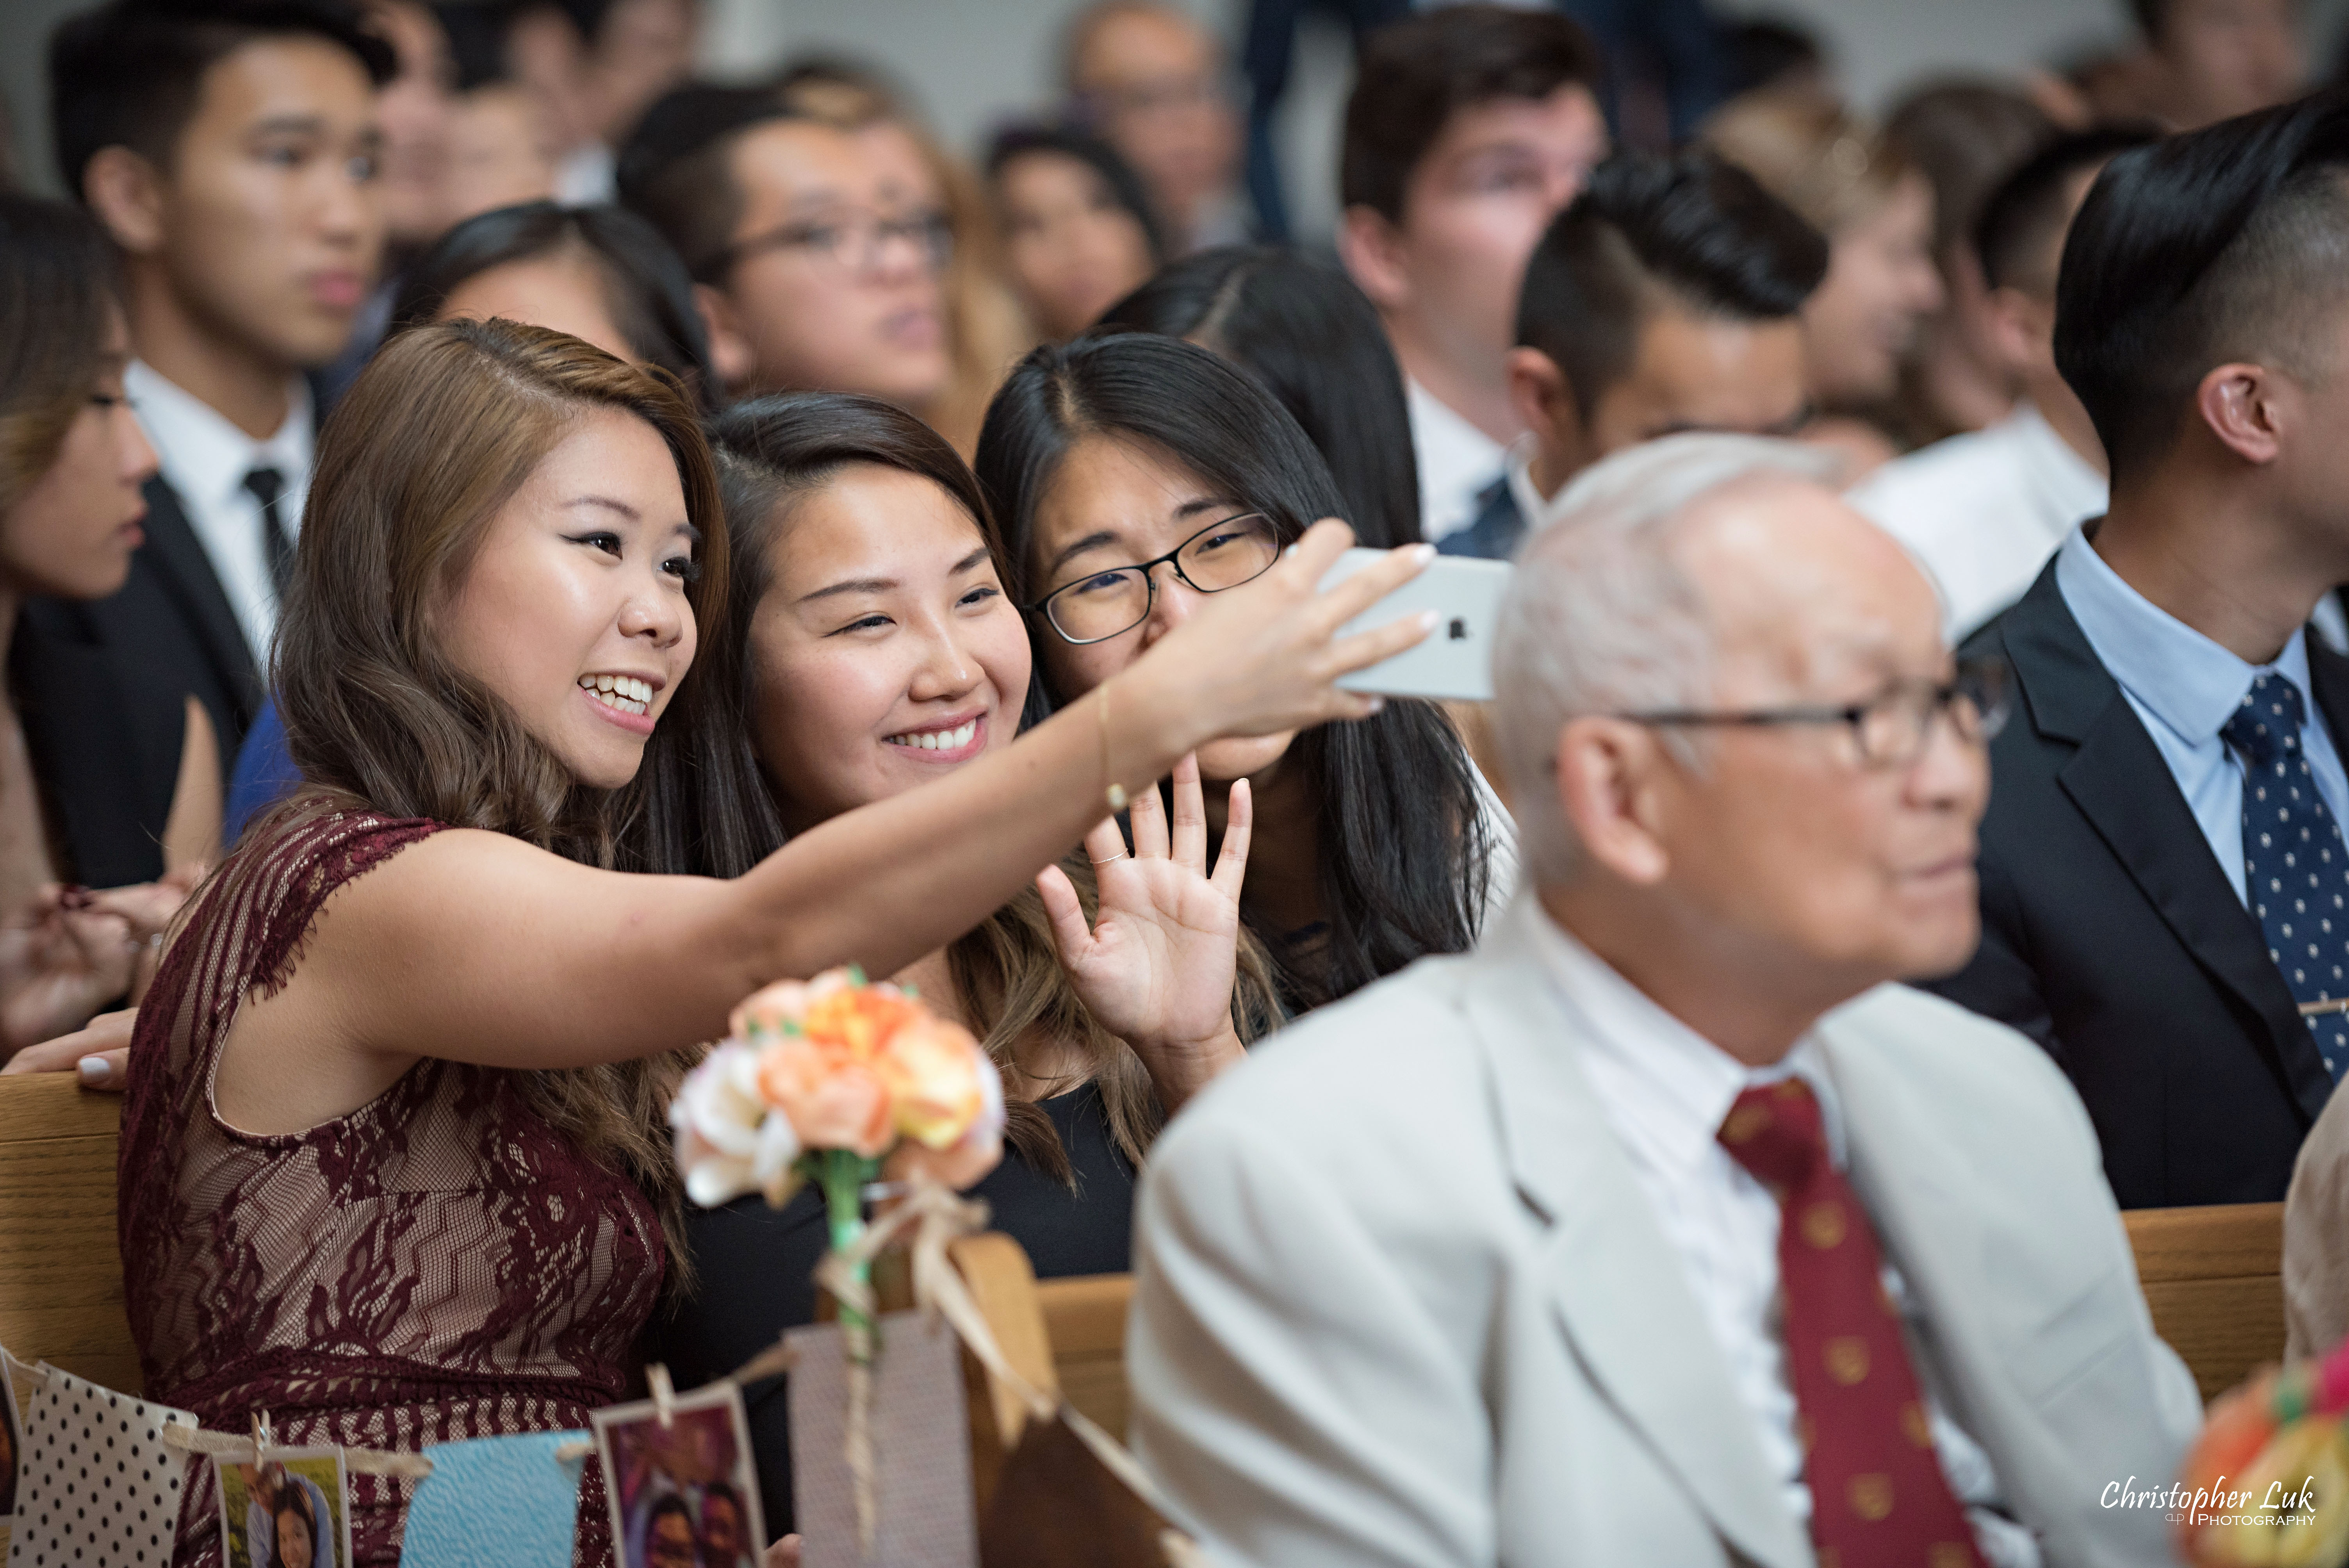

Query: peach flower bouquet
[2178,1340,2349,1566]
[670,966,1007,1301]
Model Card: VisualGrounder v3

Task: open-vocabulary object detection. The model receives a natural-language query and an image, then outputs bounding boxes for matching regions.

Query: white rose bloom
[672,1042,798,1207]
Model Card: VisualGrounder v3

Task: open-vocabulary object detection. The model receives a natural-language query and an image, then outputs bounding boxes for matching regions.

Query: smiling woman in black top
[651,392,1281,1536]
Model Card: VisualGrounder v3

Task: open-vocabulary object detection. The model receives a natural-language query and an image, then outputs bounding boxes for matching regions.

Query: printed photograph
[214,1448,350,1568]
[0,1356,19,1523]
[593,1384,765,1568]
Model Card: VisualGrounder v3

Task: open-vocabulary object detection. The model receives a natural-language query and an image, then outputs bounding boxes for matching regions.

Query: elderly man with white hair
[1124,435,2201,1568]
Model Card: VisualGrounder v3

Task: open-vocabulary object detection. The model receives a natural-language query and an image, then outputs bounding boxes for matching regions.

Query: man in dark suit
[31,0,390,782]
[1928,91,2349,1207]
[1434,149,1823,563]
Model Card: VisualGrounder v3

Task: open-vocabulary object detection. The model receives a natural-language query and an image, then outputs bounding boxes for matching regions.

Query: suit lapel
[2002,566,2333,1125]
[1466,907,1810,1568]
[137,476,263,717]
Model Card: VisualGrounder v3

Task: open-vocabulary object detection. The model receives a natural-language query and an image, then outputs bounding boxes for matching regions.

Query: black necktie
[242,465,292,602]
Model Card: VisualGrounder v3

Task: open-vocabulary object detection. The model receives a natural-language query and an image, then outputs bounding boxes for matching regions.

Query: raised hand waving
[1035,753,1251,1112]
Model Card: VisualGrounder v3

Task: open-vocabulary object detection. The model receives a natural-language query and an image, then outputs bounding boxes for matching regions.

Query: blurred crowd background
[7,0,2349,250]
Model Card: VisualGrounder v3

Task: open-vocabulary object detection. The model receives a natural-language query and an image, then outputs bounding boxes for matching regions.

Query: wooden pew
[1034,1273,1133,1442]
[0,1074,137,1395]
[2124,1201,2286,1402]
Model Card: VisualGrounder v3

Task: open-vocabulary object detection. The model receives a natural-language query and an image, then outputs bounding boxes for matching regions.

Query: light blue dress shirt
[2055,527,2349,904]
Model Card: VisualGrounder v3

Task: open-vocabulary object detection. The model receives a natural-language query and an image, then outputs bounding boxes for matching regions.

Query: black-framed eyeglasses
[697,207,954,283]
[1025,512,1281,645]
[1612,656,2012,769]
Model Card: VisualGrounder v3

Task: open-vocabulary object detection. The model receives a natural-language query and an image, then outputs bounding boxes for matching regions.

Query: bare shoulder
[298,826,599,945]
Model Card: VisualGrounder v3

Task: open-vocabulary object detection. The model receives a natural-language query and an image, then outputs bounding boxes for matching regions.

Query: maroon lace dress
[117,808,666,1567]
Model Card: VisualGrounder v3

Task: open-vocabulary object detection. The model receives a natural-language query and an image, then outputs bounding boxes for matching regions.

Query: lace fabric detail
[119,805,664,1567]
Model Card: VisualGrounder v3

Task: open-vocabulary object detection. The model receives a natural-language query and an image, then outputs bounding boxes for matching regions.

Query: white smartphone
[1317,547,1512,702]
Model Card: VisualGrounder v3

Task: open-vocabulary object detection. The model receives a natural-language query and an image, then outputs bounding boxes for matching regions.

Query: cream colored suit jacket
[1128,897,2201,1568]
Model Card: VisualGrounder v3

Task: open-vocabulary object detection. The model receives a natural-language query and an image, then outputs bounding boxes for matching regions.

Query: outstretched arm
[218,527,1435,1132]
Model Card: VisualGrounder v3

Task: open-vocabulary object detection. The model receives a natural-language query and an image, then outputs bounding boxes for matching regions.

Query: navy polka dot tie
[2223,672,2349,1081]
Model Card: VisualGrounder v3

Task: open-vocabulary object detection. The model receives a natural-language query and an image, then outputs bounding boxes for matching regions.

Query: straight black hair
[986,123,1169,264]
[1975,125,2159,295]
[390,202,720,412]
[2056,90,2349,483]
[617,86,813,282]
[1515,151,1827,422]
[1098,245,1422,548]
[1342,4,1601,223]
[49,0,394,201]
[976,333,1493,1010]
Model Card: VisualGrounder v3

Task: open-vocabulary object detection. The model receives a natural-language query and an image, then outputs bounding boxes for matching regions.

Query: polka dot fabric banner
[5,1363,199,1568]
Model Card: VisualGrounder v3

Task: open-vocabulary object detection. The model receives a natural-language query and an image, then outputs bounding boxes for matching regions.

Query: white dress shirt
[555,139,617,205]
[2056,526,2349,906]
[127,359,312,664]
[1406,378,1509,544]
[1847,401,2106,642]
[1526,912,2041,1568]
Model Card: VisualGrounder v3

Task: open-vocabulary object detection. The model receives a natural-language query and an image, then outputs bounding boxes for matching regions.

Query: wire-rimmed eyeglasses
[697,207,954,283]
[1611,656,2012,769]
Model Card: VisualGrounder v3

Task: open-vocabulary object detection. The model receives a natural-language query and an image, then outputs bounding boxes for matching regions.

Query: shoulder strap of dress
[235,803,447,1000]
[118,801,446,1217]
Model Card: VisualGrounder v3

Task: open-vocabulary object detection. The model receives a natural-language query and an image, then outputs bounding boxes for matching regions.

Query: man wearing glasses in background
[1928,92,2349,1211]
[616,86,951,408]
[1126,433,2195,1568]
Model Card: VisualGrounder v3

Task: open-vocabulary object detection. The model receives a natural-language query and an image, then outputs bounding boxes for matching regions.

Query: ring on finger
[1088,850,1128,866]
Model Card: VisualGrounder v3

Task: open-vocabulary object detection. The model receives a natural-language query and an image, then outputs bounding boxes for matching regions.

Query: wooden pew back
[2123,1201,2285,1402]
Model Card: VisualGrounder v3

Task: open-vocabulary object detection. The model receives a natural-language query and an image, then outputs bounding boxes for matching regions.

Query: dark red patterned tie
[1718,1078,1987,1568]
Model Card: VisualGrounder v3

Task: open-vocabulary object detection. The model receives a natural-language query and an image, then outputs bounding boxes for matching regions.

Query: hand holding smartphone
[1316,548,1511,702]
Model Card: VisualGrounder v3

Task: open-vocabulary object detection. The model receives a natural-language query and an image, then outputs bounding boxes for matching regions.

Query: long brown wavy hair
[699,391,1278,1180]
[262,317,736,1282]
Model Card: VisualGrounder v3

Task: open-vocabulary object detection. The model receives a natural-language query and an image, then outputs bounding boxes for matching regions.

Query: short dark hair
[1719,18,1824,100]
[699,1481,746,1531]
[1975,125,2158,295]
[1515,151,1827,418]
[617,85,808,282]
[2055,90,2349,481]
[390,202,719,411]
[1341,3,1602,223]
[48,0,394,202]
[1098,245,1422,547]
[986,124,1167,263]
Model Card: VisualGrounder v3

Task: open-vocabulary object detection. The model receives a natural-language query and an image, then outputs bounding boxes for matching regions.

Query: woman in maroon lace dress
[118,318,1435,1568]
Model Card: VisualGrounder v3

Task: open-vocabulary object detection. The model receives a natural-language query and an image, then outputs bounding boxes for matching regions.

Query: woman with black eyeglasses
[978,333,1515,1014]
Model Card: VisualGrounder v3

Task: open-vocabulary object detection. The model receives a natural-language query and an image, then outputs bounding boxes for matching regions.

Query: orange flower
[756,1032,893,1157]
[801,984,919,1061]
[875,1014,988,1149]
[884,1119,1003,1191]
[882,1029,1005,1190]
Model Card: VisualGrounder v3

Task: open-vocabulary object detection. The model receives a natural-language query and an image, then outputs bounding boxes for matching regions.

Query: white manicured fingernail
[1410,544,1435,563]
[77,1057,108,1084]
[1364,696,1385,713]
[1419,610,1441,632]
